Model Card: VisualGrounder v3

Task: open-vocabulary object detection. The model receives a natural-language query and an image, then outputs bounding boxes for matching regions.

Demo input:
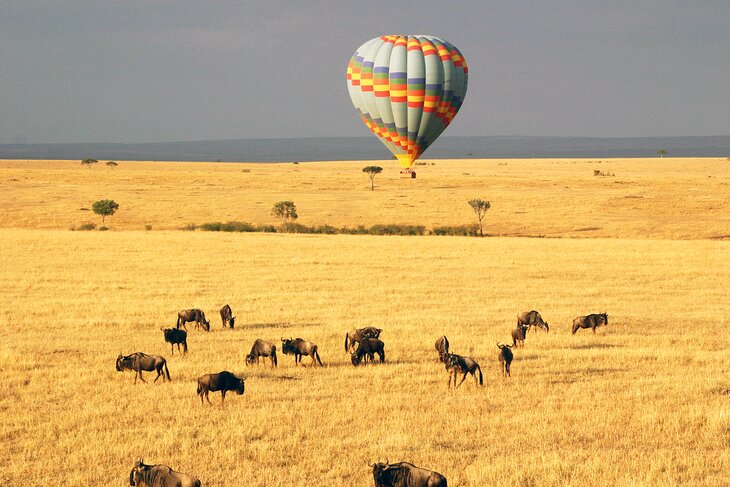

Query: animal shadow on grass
[246,371,300,381]
[246,322,322,330]
[549,367,624,385]
[569,343,623,350]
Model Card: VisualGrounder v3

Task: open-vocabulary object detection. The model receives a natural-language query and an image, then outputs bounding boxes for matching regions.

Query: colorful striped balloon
[346,35,468,169]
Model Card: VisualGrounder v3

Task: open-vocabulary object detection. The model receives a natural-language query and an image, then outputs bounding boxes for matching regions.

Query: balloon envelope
[346,35,468,169]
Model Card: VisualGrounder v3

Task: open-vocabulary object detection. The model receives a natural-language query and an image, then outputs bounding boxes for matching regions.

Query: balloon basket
[400,169,417,179]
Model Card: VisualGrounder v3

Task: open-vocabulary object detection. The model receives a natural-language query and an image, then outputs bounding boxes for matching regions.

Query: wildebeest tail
[176,315,181,328]
[163,360,171,381]
[196,380,202,396]
[183,340,188,354]
[314,347,323,366]
[344,333,349,352]
[272,347,278,367]
[477,365,483,385]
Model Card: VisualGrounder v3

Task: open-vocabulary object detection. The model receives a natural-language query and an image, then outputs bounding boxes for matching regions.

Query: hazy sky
[1,1,728,143]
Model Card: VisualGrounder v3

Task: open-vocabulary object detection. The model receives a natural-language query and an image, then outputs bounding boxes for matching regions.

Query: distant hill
[1,135,728,162]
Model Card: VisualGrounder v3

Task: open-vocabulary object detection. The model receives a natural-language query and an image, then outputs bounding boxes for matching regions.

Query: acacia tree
[81,158,98,169]
[92,199,119,224]
[657,149,667,158]
[271,200,298,226]
[362,165,383,190]
[106,161,118,168]
[468,198,491,237]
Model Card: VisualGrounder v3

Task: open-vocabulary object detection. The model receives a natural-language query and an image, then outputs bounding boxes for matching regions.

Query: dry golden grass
[0,158,728,486]
[0,157,728,239]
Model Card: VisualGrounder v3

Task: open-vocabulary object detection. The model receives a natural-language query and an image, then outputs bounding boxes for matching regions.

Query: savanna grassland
[1,158,729,486]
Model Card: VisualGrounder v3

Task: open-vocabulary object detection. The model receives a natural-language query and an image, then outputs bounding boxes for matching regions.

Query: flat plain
[1,158,728,486]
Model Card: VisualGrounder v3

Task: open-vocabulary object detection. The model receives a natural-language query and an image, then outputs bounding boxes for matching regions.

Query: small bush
[340,225,369,235]
[98,226,109,231]
[181,223,197,231]
[76,223,97,231]
[144,224,153,231]
[432,224,480,236]
[369,224,425,236]
[241,168,251,173]
[594,169,615,177]
[315,224,338,234]
[256,224,278,233]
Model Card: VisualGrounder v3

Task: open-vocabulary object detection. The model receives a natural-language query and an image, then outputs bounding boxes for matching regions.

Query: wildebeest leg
[221,390,227,405]
[592,326,596,334]
[154,367,162,382]
[456,371,468,388]
[205,391,212,405]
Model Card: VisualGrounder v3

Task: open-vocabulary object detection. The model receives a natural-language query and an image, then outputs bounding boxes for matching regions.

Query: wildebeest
[572,313,608,334]
[511,324,528,348]
[497,342,514,377]
[518,309,550,333]
[129,458,200,487]
[371,461,447,487]
[245,339,277,367]
[176,308,210,332]
[196,371,245,405]
[434,335,449,363]
[116,352,171,384]
[351,338,385,366]
[282,337,323,366]
[345,326,382,353]
[444,353,483,388]
[161,327,188,355]
[220,304,235,329]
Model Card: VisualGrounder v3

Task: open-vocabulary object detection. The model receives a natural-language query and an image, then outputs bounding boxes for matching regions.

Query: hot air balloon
[346,35,468,175]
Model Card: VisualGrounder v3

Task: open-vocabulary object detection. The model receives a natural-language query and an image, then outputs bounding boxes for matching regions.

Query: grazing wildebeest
[518,310,550,333]
[282,337,323,366]
[351,338,385,366]
[444,353,483,388]
[116,352,171,384]
[497,342,514,377]
[370,461,447,487]
[129,458,200,487]
[161,327,188,355]
[196,371,245,405]
[511,324,528,348]
[434,335,449,363]
[245,339,277,367]
[345,326,382,353]
[572,313,608,334]
[220,304,235,329]
[176,308,210,332]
